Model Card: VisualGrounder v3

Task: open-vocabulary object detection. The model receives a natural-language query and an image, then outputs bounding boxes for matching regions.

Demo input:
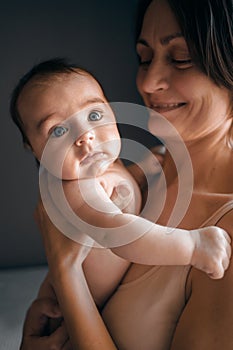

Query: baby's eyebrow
[36,113,57,130]
[36,97,106,130]
[79,97,106,109]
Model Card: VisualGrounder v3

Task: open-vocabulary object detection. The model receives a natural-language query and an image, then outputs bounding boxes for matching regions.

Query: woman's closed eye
[139,59,152,67]
[171,58,193,69]
[137,47,153,69]
[51,125,69,138]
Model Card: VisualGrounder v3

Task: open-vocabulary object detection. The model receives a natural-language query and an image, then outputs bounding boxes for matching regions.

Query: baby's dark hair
[10,57,92,148]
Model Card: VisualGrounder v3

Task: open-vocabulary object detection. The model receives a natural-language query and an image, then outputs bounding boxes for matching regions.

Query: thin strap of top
[200,200,233,227]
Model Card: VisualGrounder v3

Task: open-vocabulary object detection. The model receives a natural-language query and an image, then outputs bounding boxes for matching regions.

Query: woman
[20,0,233,349]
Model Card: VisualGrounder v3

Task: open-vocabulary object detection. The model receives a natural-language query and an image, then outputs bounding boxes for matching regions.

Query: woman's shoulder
[215,202,233,238]
[172,205,233,349]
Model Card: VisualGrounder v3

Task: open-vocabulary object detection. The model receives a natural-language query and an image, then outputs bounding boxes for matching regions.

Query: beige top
[102,201,233,350]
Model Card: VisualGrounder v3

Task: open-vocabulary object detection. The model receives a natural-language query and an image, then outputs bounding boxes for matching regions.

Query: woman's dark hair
[167,0,233,90]
[135,0,153,40]
[136,0,233,90]
[10,57,90,147]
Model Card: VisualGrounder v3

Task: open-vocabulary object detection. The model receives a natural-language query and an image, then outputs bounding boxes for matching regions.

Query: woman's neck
[162,121,233,194]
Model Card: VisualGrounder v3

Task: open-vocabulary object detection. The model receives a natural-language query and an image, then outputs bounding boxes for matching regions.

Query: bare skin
[19,71,230,275]
[124,0,233,348]
[20,0,233,348]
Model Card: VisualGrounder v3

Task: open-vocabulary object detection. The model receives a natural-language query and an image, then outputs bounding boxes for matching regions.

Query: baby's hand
[111,181,134,212]
[190,227,231,279]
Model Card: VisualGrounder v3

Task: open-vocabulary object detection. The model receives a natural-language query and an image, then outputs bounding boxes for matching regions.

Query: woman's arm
[35,200,117,350]
[52,263,117,350]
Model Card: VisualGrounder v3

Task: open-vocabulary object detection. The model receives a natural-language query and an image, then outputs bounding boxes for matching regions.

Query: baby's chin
[78,159,114,179]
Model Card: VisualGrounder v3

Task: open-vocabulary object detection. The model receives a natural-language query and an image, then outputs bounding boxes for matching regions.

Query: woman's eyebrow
[160,32,183,45]
[137,32,184,47]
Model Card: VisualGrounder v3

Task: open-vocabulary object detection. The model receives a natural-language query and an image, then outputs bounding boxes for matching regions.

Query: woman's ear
[24,142,34,154]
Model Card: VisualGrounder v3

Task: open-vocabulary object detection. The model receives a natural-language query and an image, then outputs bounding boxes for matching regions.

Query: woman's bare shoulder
[171,208,233,349]
[216,203,233,238]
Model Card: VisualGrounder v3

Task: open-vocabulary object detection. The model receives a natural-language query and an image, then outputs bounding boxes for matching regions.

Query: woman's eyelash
[137,52,151,65]
[172,58,192,65]
[139,60,152,65]
[138,58,192,67]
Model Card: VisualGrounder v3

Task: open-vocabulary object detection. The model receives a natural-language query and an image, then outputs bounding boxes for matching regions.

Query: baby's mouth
[80,152,106,165]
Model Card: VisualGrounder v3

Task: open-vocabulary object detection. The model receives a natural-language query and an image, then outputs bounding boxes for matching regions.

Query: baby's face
[18,73,121,179]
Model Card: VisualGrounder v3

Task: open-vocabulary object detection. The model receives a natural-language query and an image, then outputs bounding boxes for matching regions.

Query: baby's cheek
[40,142,71,178]
[61,154,80,180]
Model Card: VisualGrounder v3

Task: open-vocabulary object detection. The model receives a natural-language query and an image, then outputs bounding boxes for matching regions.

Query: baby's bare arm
[60,178,231,278]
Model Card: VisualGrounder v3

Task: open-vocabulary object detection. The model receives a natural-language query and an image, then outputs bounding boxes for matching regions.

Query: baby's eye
[88,111,103,121]
[51,125,68,138]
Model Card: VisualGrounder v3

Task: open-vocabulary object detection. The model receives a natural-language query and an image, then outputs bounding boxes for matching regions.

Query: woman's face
[136,0,232,142]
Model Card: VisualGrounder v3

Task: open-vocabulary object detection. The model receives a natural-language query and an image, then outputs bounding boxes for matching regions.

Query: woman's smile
[150,102,186,113]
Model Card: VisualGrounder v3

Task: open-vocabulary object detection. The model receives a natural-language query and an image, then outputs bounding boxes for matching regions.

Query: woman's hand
[34,195,92,281]
[20,297,72,350]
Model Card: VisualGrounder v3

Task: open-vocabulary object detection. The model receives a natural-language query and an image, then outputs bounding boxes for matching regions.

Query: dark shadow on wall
[0,0,158,268]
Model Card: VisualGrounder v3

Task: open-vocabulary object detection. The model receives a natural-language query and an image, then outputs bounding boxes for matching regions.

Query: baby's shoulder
[100,160,139,192]
[100,160,142,214]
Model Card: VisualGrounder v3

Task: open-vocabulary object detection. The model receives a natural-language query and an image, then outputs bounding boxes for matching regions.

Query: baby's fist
[191,226,231,279]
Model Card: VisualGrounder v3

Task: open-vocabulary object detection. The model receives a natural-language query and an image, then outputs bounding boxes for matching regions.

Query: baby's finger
[222,255,230,271]
[226,242,232,259]
[208,264,224,280]
[222,230,231,244]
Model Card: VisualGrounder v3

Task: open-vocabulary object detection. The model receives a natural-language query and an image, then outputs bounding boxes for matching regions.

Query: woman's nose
[75,131,95,147]
[139,61,170,94]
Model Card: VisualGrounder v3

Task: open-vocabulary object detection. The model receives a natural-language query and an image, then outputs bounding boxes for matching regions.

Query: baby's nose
[75,130,95,146]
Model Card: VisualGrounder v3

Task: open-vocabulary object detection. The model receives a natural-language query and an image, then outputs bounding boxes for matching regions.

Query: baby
[11,58,231,301]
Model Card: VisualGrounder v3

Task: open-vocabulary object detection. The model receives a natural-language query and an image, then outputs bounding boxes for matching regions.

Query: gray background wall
[0,0,156,268]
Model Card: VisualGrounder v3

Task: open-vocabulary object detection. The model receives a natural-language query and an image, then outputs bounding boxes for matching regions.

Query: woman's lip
[150,102,186,113]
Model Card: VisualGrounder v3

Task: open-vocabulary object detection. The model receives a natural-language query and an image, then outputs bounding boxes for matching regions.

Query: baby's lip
[80,152,106,165]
